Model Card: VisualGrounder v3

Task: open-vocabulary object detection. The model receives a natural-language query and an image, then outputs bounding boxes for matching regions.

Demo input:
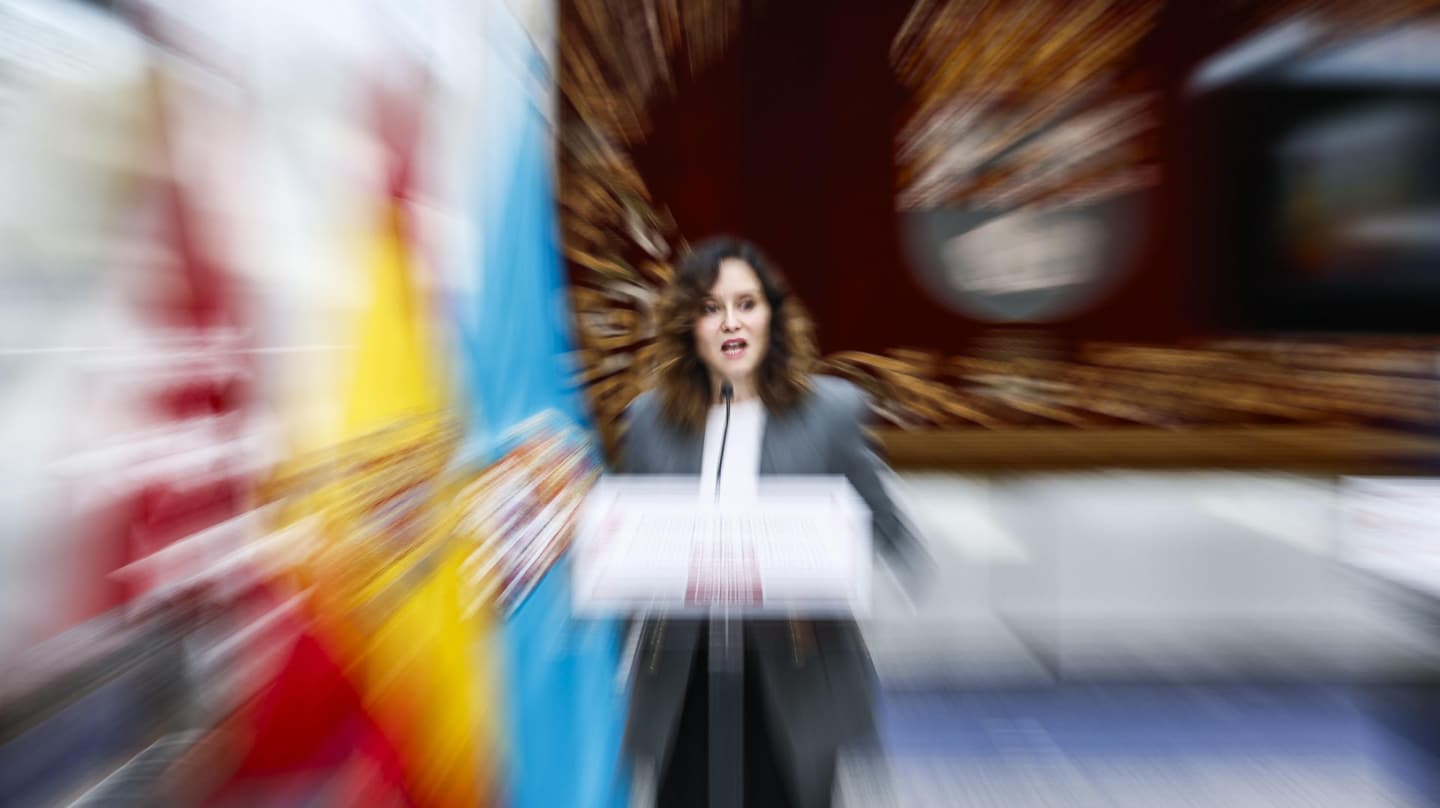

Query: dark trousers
[657,627,800,808]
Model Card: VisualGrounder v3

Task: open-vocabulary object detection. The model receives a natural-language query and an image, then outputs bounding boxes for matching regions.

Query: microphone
[715,382,733,498]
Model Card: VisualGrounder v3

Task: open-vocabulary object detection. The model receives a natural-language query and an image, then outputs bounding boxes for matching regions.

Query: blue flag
[450,8,629,808]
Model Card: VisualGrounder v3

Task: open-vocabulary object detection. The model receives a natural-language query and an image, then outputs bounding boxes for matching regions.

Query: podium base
[708,612,743,808]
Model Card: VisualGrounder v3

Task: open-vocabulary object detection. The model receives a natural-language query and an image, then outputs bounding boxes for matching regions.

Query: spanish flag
[311,143,497,806]
[216,95,499,806]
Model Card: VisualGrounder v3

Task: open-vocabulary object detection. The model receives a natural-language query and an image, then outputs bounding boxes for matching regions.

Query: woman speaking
[617,236,923,808]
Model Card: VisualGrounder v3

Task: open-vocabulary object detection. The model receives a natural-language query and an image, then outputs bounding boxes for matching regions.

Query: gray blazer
[618,375,920,808]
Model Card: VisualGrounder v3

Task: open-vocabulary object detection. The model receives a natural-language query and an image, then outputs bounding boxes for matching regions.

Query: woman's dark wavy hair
[652,236,817,433]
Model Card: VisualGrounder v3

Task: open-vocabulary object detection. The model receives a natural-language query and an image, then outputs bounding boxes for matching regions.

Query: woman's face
[693,258,771,396]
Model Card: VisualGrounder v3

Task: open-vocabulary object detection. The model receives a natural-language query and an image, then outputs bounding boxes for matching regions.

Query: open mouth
[721,338,748,359]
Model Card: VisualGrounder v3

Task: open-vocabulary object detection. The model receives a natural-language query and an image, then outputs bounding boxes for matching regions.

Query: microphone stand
[714,382,732,502]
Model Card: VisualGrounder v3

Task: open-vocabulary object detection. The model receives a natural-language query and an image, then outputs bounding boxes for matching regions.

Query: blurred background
[4,0,1440,805]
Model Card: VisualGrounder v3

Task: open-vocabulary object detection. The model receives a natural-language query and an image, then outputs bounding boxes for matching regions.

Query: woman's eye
[740,299,755,311]
[702,302,720,314]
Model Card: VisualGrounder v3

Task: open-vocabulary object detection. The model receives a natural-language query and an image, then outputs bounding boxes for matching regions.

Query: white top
[699,398,765,502]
